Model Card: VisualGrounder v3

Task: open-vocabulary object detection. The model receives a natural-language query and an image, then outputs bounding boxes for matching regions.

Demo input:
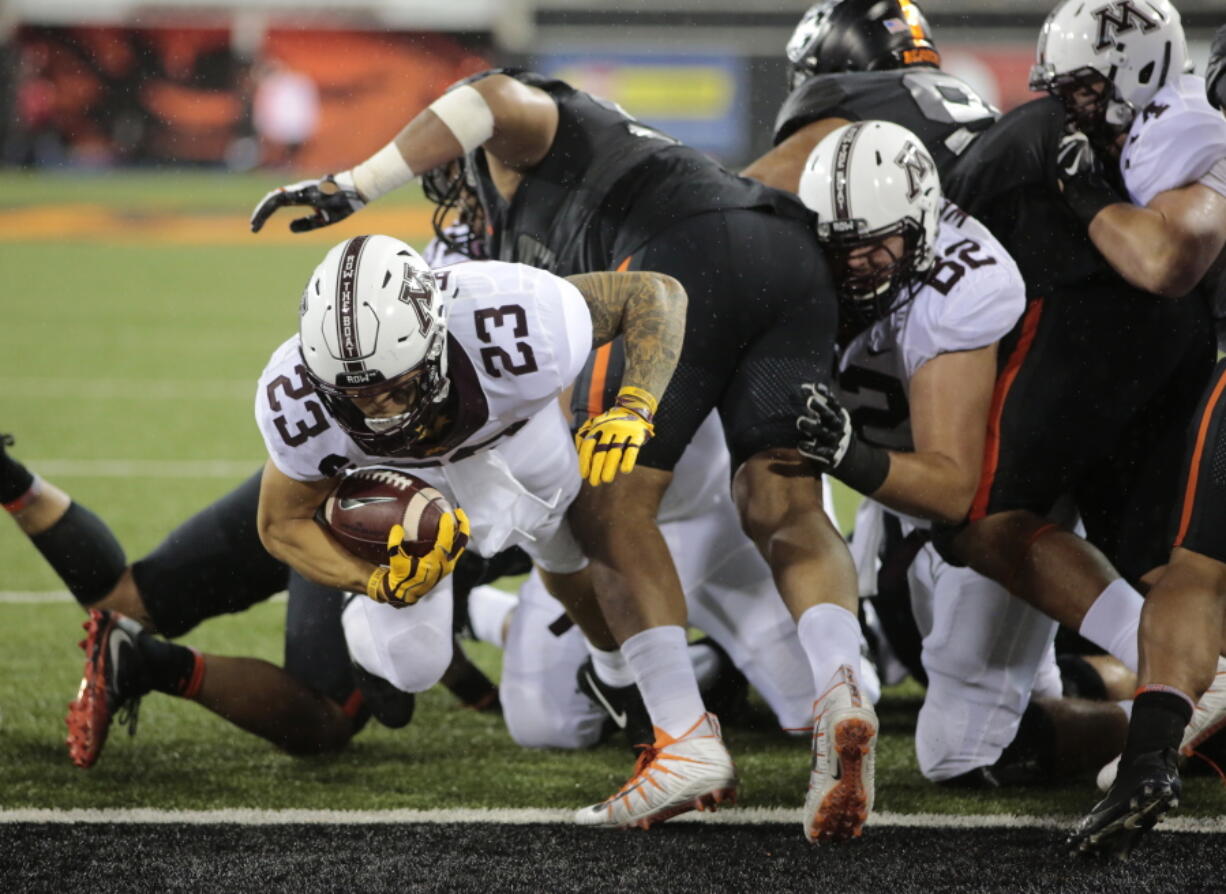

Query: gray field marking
[2,807,1224,832]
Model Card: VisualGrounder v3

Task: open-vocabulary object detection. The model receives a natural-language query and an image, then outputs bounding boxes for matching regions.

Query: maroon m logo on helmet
[1092,1,1160,52]
[894,140,932,202]
[397,264,434,336]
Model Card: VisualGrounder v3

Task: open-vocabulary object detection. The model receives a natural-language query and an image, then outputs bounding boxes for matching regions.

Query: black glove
[249,171,366,234]
[796,382,890,495]
[1055,129,1125,225]
[1207,24,1226,111]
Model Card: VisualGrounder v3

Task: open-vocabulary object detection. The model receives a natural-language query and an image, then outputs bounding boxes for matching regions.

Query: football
[320,468,460,565]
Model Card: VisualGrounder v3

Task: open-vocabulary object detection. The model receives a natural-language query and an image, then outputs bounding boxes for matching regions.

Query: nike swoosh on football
[583,670,628,728]
[339,496,398,511]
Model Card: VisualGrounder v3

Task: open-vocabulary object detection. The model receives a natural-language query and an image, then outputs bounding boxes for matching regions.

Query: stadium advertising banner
[539,52,748,161]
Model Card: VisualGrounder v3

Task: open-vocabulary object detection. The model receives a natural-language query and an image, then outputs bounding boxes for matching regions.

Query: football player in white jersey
[417,217,867,751]
[793,120,1129,787]
[255,235,686,703]
[1028,0,1226,858]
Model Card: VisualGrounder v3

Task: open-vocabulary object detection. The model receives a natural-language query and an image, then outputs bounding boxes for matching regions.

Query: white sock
[1077,579,1142,672]
[797,603,864,697]
[466,584,516,649]
[622,625,707,738]
[586,641,636,688]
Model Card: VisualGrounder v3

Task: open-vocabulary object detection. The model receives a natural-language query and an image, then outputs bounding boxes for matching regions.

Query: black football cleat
[66,609,148,769]
[351,661,416,729]
[577,658,654,751]
[1067,747,1181,861]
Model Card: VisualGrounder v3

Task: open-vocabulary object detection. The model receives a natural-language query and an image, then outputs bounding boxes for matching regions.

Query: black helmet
[786,0,940,89]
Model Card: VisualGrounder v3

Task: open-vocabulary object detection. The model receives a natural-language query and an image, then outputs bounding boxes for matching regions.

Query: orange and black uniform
[942,96,1214,580]
[468,71,839,471]
[774,68,997,179]
[1170,357,1226,563]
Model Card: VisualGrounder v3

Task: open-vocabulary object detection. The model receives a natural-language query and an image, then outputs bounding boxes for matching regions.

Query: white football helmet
[797,120,940,323]
[299,234,450,454]
[1029,0,1187,132]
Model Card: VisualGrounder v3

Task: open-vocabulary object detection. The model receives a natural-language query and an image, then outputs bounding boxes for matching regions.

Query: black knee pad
[30,501,126,606]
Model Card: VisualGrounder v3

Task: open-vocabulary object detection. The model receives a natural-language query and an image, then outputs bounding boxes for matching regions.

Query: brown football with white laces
[320,468,456,564]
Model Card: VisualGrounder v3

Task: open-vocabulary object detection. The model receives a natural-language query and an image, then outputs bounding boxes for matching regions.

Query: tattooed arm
[565,271,687,400]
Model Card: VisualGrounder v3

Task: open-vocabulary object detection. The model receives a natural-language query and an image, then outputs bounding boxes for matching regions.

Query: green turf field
[1,171,1222,823]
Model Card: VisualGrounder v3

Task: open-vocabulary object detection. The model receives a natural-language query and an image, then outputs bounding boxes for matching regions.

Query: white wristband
[428,84,496,154]
[350,142,416,203]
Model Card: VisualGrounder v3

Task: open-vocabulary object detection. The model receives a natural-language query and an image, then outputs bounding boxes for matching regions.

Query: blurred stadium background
[2,0,1224,172]
[3,4,1226,889]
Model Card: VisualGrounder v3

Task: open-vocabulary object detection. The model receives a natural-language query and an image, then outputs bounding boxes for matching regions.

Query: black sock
[29,502,127,606]
[0,446,35,504]
[1122,690,1193,763]
[136,635,202,697]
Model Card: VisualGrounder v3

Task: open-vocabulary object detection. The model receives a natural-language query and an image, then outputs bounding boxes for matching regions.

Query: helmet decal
[831,122,865,220]
[335,235,370,366]
[1092,1,1161,53]
[398,261,437,336]
[894,140,933,201]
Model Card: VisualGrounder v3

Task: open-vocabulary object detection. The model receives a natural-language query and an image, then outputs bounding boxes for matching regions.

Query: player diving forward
[252,70,872,841]
[1025,2,1226,858]
[254,235,684,715]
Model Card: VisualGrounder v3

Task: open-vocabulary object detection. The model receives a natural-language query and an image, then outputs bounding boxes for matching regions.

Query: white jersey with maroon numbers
[1121,74,1226,205]
[835,200,1024,454]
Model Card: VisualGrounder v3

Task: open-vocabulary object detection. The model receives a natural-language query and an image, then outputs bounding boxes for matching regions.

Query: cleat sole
[65,609,117,770]
[807,717,875,843]
[624,783,738,831]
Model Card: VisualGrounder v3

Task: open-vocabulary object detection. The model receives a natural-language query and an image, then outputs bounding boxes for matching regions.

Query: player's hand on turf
[1053,129,1124,224]
[250,171,366,234]
[574,387,657,486]
[366,510,470,608]
[796,382,853,472]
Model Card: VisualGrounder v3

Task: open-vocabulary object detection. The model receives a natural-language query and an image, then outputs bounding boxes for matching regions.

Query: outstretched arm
[251,73,559,233]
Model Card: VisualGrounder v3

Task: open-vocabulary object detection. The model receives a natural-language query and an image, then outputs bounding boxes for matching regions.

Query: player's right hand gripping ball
[249,171,366,234]
[574,386,657,486]
[366,509,470,608]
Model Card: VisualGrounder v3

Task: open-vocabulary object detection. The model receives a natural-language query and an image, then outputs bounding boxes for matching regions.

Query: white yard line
[0,807,1223,832]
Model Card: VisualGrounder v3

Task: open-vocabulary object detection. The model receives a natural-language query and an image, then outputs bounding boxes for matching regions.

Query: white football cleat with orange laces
[804,664,877,843]
[574,713,737,829]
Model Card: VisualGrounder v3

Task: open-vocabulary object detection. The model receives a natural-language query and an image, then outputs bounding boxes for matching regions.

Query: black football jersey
[943,97,1128,299]
[774,69,998,179]
[468,71,808,276]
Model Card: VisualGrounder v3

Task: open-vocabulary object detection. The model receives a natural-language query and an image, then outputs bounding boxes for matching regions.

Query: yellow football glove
[366,509,470,608]
[574,386,658,486]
